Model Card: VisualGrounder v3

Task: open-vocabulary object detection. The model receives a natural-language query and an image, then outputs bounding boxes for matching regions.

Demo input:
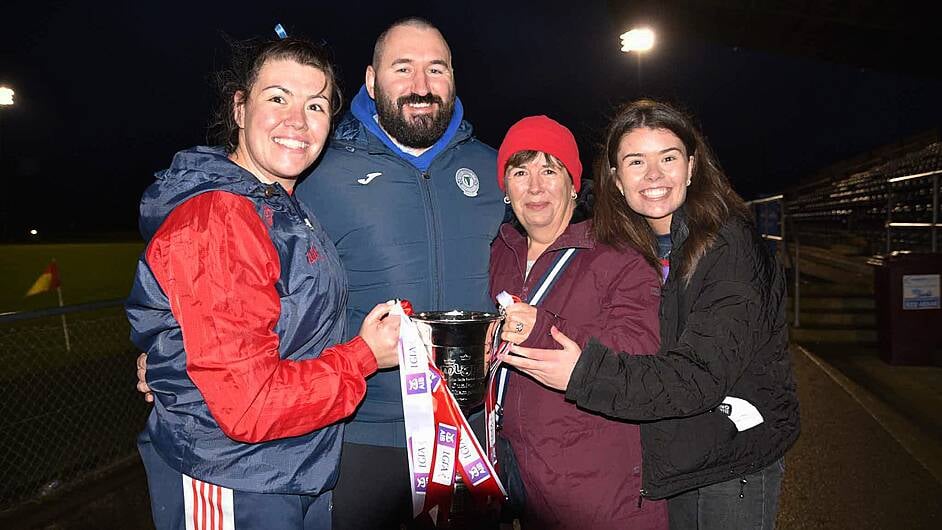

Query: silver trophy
[411,310,504,526]
[410,310,502,415]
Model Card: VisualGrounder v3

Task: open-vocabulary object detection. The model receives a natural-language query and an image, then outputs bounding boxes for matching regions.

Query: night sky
[1,0,940,241]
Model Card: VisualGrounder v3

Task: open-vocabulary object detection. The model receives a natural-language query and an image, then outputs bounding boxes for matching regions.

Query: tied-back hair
[593,99,751,285]
[208,35,343,154]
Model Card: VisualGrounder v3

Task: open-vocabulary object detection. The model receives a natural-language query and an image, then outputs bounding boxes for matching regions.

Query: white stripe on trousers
[182,474,235,530]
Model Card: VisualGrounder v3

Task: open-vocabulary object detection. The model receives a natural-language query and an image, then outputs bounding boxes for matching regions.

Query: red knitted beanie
[496,115,582,192]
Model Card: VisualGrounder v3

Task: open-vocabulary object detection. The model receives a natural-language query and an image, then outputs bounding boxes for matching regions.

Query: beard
[374,85,455,149]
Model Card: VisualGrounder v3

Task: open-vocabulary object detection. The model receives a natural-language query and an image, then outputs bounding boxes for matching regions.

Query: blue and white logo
[455,168,479,197]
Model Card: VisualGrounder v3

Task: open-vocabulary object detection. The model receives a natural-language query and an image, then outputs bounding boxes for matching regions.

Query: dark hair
[372,17,448,69]
[208,36,342,153]
[503,150,568,178]
[593,99,750,284]
[503,150,581,228]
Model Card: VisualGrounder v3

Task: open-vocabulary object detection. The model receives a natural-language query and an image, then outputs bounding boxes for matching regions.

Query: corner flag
[26,260,62,296]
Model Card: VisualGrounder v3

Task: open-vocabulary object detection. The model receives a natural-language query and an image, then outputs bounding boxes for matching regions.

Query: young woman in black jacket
[502,99,799,530]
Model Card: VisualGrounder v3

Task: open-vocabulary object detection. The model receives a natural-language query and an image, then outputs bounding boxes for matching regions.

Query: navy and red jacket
[126,146,376,494]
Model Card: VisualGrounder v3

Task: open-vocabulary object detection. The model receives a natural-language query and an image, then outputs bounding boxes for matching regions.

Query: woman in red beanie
[503,100,798,530]
[490,115,668,529]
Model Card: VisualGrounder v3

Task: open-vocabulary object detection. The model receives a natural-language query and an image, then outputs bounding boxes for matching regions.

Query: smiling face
[613,127,694,235]
[365,24,456,148]
[505,152,575,246]
[230,58,331,191]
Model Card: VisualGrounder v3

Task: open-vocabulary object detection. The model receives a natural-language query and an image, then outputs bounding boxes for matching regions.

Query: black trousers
[331,442,414,530]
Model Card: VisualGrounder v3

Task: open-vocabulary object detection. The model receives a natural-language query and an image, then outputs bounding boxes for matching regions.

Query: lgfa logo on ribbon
[394,300,506,525]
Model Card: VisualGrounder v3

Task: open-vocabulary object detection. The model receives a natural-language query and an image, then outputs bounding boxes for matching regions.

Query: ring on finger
[514,322,524,333]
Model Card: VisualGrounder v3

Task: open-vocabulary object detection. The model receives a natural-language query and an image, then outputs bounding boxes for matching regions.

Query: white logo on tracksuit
[358,172,383,185]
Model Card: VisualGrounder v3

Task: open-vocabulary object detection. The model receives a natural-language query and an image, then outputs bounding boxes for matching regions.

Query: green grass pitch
[0,243,144,314]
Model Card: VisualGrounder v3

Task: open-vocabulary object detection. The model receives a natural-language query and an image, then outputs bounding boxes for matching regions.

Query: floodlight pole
[0,86,13,161]
[0,86,14,241]
[620,28,655,94]
[637,53,643,92]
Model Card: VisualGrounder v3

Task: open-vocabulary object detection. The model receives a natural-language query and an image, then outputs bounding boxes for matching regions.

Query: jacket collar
[332,111,475,153]
[340,85,470,171]
[498,214,596,263]
[141,146,281,240]
[669,206,690,250]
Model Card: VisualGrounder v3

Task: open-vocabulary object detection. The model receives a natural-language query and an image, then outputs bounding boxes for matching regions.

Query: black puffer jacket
[566,209,799,499]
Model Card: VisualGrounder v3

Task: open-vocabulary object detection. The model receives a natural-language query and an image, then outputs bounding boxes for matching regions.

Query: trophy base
[440,477,501,530]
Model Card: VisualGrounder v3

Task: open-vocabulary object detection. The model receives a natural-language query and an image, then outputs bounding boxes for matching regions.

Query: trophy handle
[486,316,505,368]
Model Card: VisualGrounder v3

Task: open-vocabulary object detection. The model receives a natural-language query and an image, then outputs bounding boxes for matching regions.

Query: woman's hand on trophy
[501,302,538,344]
[359,301,401,369]
[503,326,581,391]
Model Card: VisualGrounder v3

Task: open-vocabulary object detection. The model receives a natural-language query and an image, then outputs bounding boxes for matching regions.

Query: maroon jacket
[489,217,668,529]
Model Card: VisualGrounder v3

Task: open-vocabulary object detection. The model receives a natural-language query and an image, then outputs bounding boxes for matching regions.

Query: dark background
[1,0,939,241]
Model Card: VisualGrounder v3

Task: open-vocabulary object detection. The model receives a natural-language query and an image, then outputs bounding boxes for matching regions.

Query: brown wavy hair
[594,99,750,285]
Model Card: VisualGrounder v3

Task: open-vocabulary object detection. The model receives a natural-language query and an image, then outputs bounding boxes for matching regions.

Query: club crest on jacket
[455,168,479,197]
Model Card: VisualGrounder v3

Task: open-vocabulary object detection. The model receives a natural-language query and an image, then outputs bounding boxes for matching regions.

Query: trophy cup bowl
[410,310,502,415]
[410,310,504,527]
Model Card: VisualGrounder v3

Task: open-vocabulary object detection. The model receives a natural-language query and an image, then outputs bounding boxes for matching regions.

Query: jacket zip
[268,184,317,238]
[638,488,646,509]
[340,132,476,312]
[415,137,478,312]
[414,138,477,310]
[284,189,314,230]
[419,169,443,309]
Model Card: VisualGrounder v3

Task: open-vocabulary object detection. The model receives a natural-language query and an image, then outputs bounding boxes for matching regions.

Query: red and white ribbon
[396,301,505,525]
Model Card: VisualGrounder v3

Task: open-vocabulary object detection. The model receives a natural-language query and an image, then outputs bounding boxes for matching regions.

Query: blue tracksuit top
[295,88,505,447]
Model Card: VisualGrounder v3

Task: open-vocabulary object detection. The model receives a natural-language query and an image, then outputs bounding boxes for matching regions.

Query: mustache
[397,93,445,109]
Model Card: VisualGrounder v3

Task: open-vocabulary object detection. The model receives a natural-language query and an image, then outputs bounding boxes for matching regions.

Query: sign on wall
[902,274,941,310]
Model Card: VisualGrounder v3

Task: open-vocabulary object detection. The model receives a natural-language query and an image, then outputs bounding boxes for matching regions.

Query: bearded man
[294,17,504,529]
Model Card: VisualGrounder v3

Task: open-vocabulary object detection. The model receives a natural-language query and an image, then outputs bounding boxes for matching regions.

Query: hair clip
[274,23,288,40]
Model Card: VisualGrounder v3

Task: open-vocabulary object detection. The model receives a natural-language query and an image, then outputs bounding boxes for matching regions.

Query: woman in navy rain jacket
[126,36,400,530]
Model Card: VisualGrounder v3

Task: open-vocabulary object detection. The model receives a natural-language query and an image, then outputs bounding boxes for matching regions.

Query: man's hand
[359,302,401,369]
[500,302,538,344]
[501,326,581,391]
[136,352,153,403]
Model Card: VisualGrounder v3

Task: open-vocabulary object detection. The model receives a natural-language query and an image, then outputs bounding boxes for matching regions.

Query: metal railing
[886,168,941,253]
[748,141,941,330]
[0,300,149,513]
[783,141,941,255]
